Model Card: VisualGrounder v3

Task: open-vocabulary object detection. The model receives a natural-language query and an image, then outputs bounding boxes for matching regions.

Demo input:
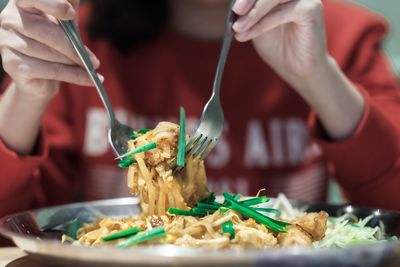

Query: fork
[58,20,134,157]
[185,1,237,161]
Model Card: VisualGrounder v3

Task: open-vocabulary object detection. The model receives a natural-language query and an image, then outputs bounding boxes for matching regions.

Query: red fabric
[1,0,400,216]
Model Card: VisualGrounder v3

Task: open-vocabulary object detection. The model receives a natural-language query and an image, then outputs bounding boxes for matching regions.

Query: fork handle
[58,20,116,126]
[212,0,237,100]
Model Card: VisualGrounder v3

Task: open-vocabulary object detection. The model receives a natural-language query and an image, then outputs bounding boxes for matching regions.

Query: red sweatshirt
[1,0,400,217]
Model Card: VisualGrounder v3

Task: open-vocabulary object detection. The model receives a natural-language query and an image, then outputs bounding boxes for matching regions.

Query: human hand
[0,0,101,100]
[233,0,366,140]
[232,0,328,87]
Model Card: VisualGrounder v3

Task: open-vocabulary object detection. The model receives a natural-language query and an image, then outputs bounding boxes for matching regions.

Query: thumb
[67,0,80,24]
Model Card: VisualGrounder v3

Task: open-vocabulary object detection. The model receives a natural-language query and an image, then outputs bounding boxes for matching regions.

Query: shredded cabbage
[270,194,396,248]
[314,215,389,248]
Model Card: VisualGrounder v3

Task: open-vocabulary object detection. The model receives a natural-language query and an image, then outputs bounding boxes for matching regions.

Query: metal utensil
[185,1,237,160]
[58,20,134,157]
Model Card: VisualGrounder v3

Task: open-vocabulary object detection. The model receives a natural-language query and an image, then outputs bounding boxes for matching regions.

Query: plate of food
[1,121,399,267]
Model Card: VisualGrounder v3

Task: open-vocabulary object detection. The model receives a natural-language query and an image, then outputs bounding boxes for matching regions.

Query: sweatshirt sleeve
[0,130,48,215]
[0,87,81,217]
[311,7,400,210]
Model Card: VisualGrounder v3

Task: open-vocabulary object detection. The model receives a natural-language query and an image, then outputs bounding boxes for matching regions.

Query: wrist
[14,81,59,105]
[294,54,334,96]
[0,82,53,155]
[293,54,365,140]
[293,54,341,104]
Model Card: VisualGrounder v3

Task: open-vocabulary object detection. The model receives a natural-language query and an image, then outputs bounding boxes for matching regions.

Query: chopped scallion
[102,226,142,241]
[117,226,166,248]
[234,194,243,201]
[130,129,151,140]
[200,193,216,204]
[222,221,235,239]
[196,203,219,210]
[167,208,206,217]
[223,192,289,233]
[240,196,270,206]
[177,107,186,167]
[219,207,229,214]
[191,207,214,215]
[231,201,288,232]
[137,128,151,134]
[119,142,157,160]
[118,157,136,168]
[253,207,281,217]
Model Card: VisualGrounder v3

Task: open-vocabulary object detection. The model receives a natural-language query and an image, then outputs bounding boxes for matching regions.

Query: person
[0,0,399,218]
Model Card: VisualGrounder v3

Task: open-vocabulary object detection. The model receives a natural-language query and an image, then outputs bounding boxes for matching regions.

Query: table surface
[1,246,400,267]
[0,248,31,267]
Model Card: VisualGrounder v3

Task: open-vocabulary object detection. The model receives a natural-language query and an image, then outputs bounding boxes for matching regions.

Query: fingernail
[92,56,100,68]
[98,73,104,83]
[233,17,248,32]
[233,0,246,13]
[235,32,249,42]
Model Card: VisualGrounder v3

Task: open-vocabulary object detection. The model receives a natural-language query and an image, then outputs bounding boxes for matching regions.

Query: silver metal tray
[0,197,399,267]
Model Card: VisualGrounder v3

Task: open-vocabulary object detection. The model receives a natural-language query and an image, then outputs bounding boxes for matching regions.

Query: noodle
[125,122,209,216]
[74,122,392,249]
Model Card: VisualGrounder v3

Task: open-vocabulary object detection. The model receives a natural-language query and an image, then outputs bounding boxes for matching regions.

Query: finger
[0,28,100,68]
[67,0,80,11]
[16,0,76,20]
[1,9,99,68]
[235,0,299,42]
[233,0,293,33]
[2,48,102,86]
[233,0,257,16]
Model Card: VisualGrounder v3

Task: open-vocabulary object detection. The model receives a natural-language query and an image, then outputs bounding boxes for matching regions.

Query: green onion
[223,192,235,206]
[234,194,243,201]
[167,208,206,217]
[169,192,288,233]
[223,192,289,233]
[118,157,136,168]
[222,192,234,202]
[102,226,142,241]
[137,128,151,134]
[177,107,186,167]
[200,193,216,204]
[196,203,219,210]
[130,129,151,140]
[230,201,288,232]
[120,142,157,159]
[222,221,235,239]
[117,226,166,248]
[191,207,214,215]
[240,196,270,206]
[219,207,229,214]
[253,207,281,217]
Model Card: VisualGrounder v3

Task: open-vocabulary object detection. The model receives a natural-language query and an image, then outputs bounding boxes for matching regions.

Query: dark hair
[87,0,169,53]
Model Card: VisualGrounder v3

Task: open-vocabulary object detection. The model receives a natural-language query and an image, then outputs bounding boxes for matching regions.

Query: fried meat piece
[277,225,313,247]
[278,211,328,247]
[292,211,329,241]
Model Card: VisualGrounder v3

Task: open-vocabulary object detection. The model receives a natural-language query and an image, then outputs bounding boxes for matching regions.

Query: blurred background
[0,0,398,204]
[352,0,400,74]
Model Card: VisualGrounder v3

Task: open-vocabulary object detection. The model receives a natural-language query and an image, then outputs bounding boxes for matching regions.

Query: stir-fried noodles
[125,122,209,215]
[71,121,394,249]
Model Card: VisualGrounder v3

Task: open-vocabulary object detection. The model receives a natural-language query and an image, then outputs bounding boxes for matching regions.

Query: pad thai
[69,109,395,249]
